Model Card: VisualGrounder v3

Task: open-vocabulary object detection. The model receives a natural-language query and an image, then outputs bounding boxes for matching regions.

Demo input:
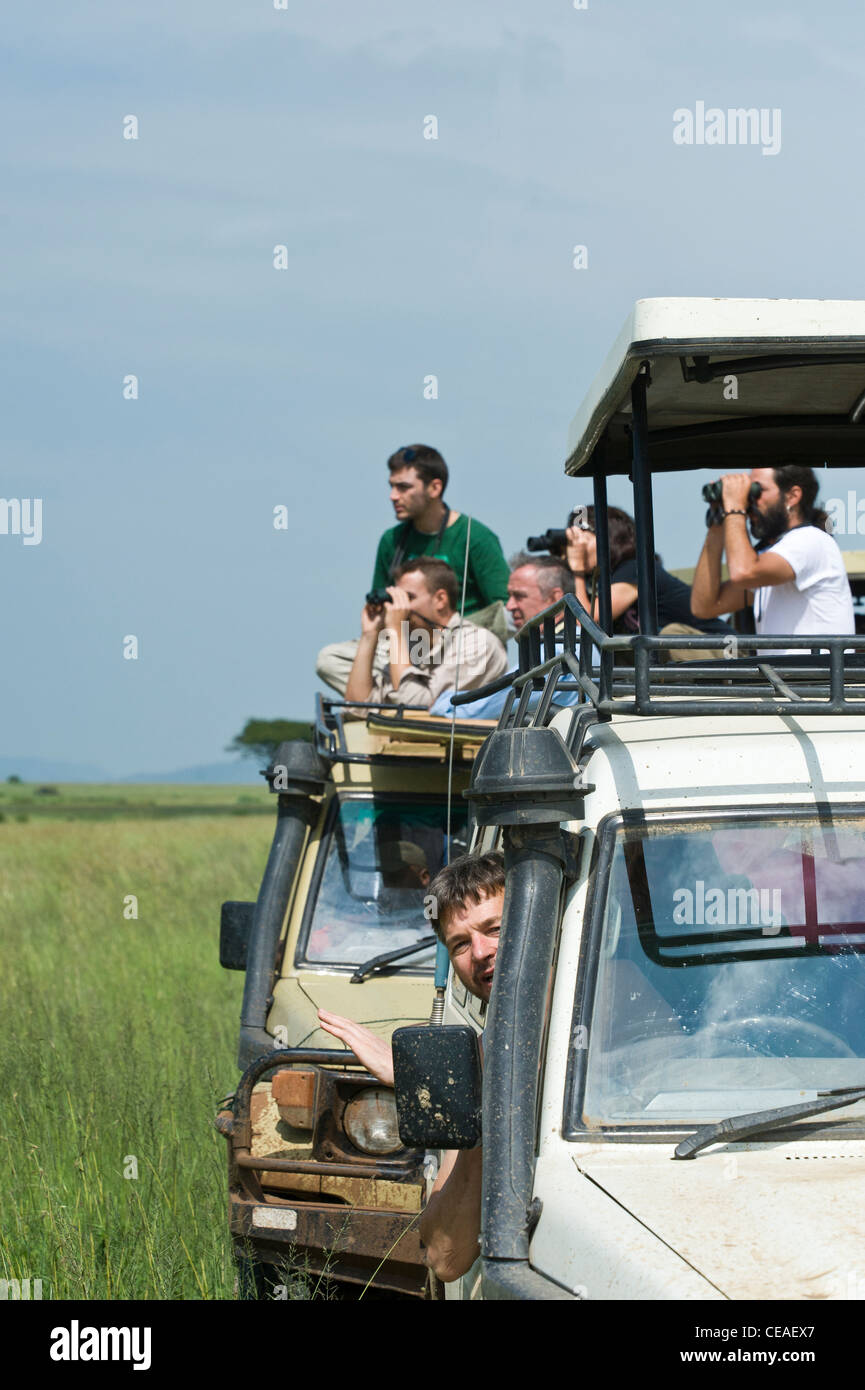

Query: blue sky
[4,1,865,776]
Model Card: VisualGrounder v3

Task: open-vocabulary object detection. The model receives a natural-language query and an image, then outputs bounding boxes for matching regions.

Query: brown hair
[394,556,458,610]
[582,505,639,573]
[387,444,449,493]
[427,851,505,942]
[773,464,829,532]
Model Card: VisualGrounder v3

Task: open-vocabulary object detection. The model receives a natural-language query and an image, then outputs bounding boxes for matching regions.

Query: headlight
[342,1088,403,1155]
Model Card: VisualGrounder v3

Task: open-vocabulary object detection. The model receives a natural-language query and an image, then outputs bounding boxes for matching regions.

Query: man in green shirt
[317,443,510,695]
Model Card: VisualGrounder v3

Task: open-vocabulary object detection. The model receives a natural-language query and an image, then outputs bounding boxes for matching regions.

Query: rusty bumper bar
[230,1192,427,1296]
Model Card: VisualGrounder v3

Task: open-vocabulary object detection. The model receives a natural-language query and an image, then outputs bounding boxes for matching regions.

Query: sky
[4,1,865,777]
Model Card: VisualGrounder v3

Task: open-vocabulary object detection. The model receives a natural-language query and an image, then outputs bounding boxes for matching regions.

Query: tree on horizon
[227,717,312,765]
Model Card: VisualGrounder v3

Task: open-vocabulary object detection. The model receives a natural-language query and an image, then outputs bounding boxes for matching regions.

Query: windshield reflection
[581,816,865,1127]
[302,798,468,968]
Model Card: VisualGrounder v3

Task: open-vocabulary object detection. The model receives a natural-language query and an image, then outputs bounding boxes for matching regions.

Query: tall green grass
[0,780,271,821]
[0,813,272,1299]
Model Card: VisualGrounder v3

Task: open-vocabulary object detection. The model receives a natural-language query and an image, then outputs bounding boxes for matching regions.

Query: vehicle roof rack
[483,597,865,724]
[313,693,493,765]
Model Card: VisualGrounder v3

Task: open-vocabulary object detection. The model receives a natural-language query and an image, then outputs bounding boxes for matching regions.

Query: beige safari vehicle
[216,697,490,1298]
[395,298,865,1302]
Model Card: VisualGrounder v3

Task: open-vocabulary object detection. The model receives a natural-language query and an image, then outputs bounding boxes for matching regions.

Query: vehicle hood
[269,973,433,1051]
[575,1138,865,1299]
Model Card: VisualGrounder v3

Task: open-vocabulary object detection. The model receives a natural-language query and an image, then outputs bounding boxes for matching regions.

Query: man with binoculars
[343,556,507,709]
[690,464,854,641]
[317,443,510,695]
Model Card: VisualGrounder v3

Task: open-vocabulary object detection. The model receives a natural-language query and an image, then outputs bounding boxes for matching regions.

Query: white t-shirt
[754,525,854,641]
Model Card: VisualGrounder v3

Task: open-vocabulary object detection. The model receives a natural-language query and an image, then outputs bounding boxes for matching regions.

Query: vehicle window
[578,816,865,1128]
[300,798,469,968]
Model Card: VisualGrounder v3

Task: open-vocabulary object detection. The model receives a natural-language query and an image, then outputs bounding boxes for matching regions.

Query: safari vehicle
[395,298,865,1301]
[216,697,490,1297]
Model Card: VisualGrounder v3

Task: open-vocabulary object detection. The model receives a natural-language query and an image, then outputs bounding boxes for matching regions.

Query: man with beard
[317,851,504,1283]
[344,556,507,709]
[690,464,854,643]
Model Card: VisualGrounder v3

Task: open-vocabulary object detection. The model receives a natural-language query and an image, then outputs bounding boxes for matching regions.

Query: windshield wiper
[674,1085,865,1160]
[350,934,437,984]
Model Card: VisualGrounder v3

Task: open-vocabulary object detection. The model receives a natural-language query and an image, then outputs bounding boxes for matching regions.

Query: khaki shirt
[369,614,508,709]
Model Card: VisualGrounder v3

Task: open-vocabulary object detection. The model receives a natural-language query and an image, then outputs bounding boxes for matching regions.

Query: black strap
[389,507,451,579]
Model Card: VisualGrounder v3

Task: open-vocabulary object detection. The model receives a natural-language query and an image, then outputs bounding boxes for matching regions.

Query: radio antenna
[430,516,473,1025]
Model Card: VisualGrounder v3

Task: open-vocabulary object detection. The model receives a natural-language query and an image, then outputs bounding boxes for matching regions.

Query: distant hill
[0,756,263,785]
[119,761,263,785]
[0,756,109,783]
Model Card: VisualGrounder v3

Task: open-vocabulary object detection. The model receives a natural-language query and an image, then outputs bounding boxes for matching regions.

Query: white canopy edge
[565,297,865,476]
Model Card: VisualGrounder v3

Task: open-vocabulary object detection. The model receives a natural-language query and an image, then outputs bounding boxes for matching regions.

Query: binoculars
[703,479,762,527]
[365,587,391,607]
[701,480,763,506]
[526,512,592,555]
[526,528,568,554]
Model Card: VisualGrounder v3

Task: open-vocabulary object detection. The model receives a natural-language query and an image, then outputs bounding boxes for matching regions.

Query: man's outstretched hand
[317,1009,395,1086]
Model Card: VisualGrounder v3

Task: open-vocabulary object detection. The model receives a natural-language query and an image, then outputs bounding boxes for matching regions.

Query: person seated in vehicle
[379,839,431,893]
[565,505,731,658]
[343,557,508,710]
[689,464,854,646]
[428,553,585,718]
[317,444,510,695]
[504,552,575,634]
[307,839,431,960]
[318,851,504,1283]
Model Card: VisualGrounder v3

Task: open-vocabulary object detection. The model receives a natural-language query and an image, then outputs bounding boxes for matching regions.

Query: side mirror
[220,901,255,970]
[392,1025,482,1150]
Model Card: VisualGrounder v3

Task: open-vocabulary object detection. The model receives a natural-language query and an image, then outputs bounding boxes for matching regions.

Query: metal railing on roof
[313,693,490,764]
[452,594,865,730]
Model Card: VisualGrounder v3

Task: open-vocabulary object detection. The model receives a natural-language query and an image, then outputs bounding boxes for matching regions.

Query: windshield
[299,797,469,969]
[578,814,865,1129]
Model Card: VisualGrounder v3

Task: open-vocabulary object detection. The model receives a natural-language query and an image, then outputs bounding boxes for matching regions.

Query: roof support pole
[592,459,614,703]
[630,365,659,636]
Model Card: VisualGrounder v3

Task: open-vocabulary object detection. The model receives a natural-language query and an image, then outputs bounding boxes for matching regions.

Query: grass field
[0,787,274,1299]
[0,779,272,821]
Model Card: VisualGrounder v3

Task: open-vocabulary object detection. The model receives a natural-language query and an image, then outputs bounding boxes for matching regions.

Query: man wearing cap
[378,839,430,892]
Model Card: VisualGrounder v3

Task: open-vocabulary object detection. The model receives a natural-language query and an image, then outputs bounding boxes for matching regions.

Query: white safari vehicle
[394,299,865,1301]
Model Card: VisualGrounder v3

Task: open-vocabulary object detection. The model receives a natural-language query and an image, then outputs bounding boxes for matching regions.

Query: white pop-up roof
[565,298,865,476]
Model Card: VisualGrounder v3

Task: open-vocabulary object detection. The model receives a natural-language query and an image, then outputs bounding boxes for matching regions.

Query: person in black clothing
[565,505,730,654]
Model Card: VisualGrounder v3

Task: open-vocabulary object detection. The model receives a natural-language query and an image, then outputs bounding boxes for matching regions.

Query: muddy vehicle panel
[218,699,490,1297]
